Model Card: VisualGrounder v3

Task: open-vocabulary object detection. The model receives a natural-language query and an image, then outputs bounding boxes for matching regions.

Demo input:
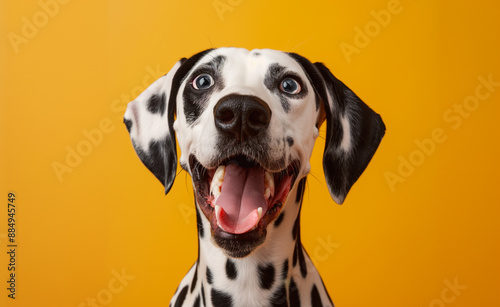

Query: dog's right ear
[123,60,184,194]
[124,49,213,195]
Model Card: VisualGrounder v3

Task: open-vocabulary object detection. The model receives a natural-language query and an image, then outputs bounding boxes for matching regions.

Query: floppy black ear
[314,63,385,204]
[123,60,184,194]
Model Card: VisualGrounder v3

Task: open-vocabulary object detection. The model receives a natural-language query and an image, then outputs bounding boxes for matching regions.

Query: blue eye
[280,78,301,94]
[192,74,214,90]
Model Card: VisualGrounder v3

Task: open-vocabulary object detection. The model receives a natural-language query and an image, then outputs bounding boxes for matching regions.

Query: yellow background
[1,0,499,306]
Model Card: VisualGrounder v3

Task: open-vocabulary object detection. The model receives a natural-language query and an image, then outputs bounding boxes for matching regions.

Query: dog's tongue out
[215,164,267,234]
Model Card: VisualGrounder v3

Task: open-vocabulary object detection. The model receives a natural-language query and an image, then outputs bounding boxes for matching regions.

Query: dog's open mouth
[190,154,299,236]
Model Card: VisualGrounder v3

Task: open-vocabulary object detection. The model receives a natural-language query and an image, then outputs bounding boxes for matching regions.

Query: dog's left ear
[288,53,385,204]
[314,63,385,204]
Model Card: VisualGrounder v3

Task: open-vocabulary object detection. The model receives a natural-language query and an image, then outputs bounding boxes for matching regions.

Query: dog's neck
[195,178,311,303]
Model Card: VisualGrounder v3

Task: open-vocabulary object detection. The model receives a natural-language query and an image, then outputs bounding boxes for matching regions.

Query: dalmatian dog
[124,48,385,307]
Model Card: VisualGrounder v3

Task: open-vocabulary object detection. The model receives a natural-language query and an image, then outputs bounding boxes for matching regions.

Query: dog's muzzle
[189,95,299,257]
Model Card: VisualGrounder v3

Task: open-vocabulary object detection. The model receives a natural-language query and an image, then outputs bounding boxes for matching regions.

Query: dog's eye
[280,78,301,94]
[192,74,214,90]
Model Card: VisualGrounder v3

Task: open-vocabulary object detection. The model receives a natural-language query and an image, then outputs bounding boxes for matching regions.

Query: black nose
[214,95,271,142]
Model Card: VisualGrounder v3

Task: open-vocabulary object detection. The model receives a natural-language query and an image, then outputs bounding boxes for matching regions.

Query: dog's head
[124,48,385,257]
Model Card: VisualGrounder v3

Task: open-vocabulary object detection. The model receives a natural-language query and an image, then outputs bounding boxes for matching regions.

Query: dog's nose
[214,95,271,142]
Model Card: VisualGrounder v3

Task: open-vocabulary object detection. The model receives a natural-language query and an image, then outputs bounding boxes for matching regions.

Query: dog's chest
[170,261,325,307]
[169,239,333,307]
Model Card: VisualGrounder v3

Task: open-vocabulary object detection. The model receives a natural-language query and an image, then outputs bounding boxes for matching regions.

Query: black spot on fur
[258,263,275,290]
[211,288,233,307]
[147,92,166,115]
[296,177,306,204]
[225,259,237,280]
[201,283,206,306]
[286,136,294,147]
[193,294,201,307]
[294,240,308,279]
[264,62,309,113]
[271,284,287,307]
[266,63,286,84]
[210,55,226,74]
[123,118,133,133]
[291,204,308,278]
[293,242,298,268]
[274,211,285,227]
[289,278,301,307]
[173,284,180,296]
[292,214,299,241]
[280,96,291,112]
[265,64,288,112]
[174,285,189,307]
[311,285,323,307]
[281,259,289,280]
[253,52,261,56]
[190,264,198,293]
[206,267,213,284]
[183,55,226,125]
[196,208,204,238]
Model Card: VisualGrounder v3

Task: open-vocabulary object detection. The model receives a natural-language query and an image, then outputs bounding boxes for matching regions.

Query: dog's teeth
[264,171,274,186]
[264,172,275,199]
[215,205,222,227]
[210,165,226,201]
[264,188,270,200]
[214,165,226,180]
[251,207,264,231]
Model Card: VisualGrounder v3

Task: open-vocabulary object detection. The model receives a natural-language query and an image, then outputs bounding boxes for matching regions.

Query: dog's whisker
[287,36,315,53]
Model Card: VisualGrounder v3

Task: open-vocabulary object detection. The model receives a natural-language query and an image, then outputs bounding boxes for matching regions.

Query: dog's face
[124,48,385,257]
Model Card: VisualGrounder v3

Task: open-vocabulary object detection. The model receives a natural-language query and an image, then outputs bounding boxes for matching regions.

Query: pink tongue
[215,164,267,234]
